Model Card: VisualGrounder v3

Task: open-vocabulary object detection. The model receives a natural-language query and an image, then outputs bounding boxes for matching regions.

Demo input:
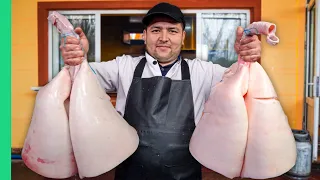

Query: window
[49,12,100,80]
[38,1,261,86]
[194,10,249,67]
[48,9,249,80]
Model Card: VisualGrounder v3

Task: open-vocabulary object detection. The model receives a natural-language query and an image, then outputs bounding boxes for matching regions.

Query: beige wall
[12,0,306,148]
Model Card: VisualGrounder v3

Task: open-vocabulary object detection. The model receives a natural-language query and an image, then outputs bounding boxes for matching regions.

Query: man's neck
[146,51,180,66]
[159,60,177,67]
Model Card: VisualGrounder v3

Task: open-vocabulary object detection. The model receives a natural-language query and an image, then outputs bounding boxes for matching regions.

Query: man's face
[143,16,186,64]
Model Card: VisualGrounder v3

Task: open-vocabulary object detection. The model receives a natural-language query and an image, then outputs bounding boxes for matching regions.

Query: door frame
[304,0,320,162]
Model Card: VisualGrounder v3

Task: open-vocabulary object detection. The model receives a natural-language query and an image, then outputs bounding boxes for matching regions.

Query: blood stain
[37,158,55,164]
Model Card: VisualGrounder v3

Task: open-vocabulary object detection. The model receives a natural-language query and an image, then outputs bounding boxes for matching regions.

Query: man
[60,2,261,180]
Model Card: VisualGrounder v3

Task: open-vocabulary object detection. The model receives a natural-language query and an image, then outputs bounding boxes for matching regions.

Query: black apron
[114,57,202,180]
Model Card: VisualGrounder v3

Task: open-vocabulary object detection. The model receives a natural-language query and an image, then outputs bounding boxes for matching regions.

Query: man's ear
[182,30,186,46]
[143,29,147,44]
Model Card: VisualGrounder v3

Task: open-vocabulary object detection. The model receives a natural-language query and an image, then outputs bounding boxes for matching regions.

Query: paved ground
[12,160,320,180]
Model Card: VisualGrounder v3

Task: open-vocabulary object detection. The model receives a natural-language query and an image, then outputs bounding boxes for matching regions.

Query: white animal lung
[241,62,296,179]
[22,11,140,179]
[189,21,296,179]
[69,60,139,178]
[189,60,250,179]
[22,66,78,179]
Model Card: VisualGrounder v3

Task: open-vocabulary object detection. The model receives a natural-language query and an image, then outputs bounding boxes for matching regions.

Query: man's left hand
[234,26,261,62]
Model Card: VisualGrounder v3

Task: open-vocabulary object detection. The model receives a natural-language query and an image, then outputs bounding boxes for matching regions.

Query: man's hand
[60,27,89,66]
[234,26,261,62]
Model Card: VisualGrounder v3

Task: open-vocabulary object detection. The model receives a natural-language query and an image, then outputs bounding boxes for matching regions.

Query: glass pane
[52,14,95,78]
[180,15,197,60]
[100,14,197,61]
[100,15,145,62]
[183,15,196,51]
[198,12,249,68]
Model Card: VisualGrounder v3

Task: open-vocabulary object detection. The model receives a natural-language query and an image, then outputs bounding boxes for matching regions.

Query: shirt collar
[144,52,181,66]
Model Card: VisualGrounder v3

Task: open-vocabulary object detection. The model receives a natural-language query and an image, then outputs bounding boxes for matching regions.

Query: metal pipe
[304,7,310,130]
[312,0,320,162]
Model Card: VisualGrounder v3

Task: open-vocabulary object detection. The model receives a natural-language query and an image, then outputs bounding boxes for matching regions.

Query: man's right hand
[60,27,89,66]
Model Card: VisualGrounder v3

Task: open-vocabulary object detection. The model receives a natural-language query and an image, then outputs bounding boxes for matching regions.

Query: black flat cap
[142,2,185,29]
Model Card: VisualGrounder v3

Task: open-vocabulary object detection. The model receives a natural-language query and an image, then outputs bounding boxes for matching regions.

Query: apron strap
[180,57,190,80]
[133,57,147,78]
[133,56,190,80]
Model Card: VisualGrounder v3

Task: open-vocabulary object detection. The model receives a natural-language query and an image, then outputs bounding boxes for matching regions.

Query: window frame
[49,11,101,81]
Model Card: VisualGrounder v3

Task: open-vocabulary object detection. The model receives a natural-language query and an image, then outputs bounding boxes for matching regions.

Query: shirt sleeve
[88,57,121,93]
[195,60,228,103]
[210,63,228,88]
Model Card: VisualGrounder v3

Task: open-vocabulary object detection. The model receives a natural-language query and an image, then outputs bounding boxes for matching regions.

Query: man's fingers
[235,26,244,42]
[60,36,80,46]
[61,44,82,52]
[75,27,86,38]
[59,29,86,66]
[66,36,80,44]
[62,50,84,60]
[65,57,84,66]
[239,41,261,51]
[239,48,260,57]
[240,35,258,45]
[75,27,89,48]
[239,55,261,62]
[237,33,261,62]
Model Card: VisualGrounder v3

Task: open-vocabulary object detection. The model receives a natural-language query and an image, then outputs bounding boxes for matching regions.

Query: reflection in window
[198,12,249,67]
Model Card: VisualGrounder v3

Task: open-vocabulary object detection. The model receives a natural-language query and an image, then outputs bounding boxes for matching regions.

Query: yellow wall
[261,0,305,129]
[12,0,306,148]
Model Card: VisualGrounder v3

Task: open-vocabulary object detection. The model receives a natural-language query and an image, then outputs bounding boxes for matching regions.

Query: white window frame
[191,10,250,61]
[48,9,250,82]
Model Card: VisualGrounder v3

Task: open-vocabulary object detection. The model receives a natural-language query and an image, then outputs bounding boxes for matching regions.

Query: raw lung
[22,67,77,178]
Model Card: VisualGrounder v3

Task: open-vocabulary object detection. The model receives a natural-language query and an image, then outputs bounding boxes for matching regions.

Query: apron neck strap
[180,57,190,80]
[133,57,190,80]
[133,57,147,78]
